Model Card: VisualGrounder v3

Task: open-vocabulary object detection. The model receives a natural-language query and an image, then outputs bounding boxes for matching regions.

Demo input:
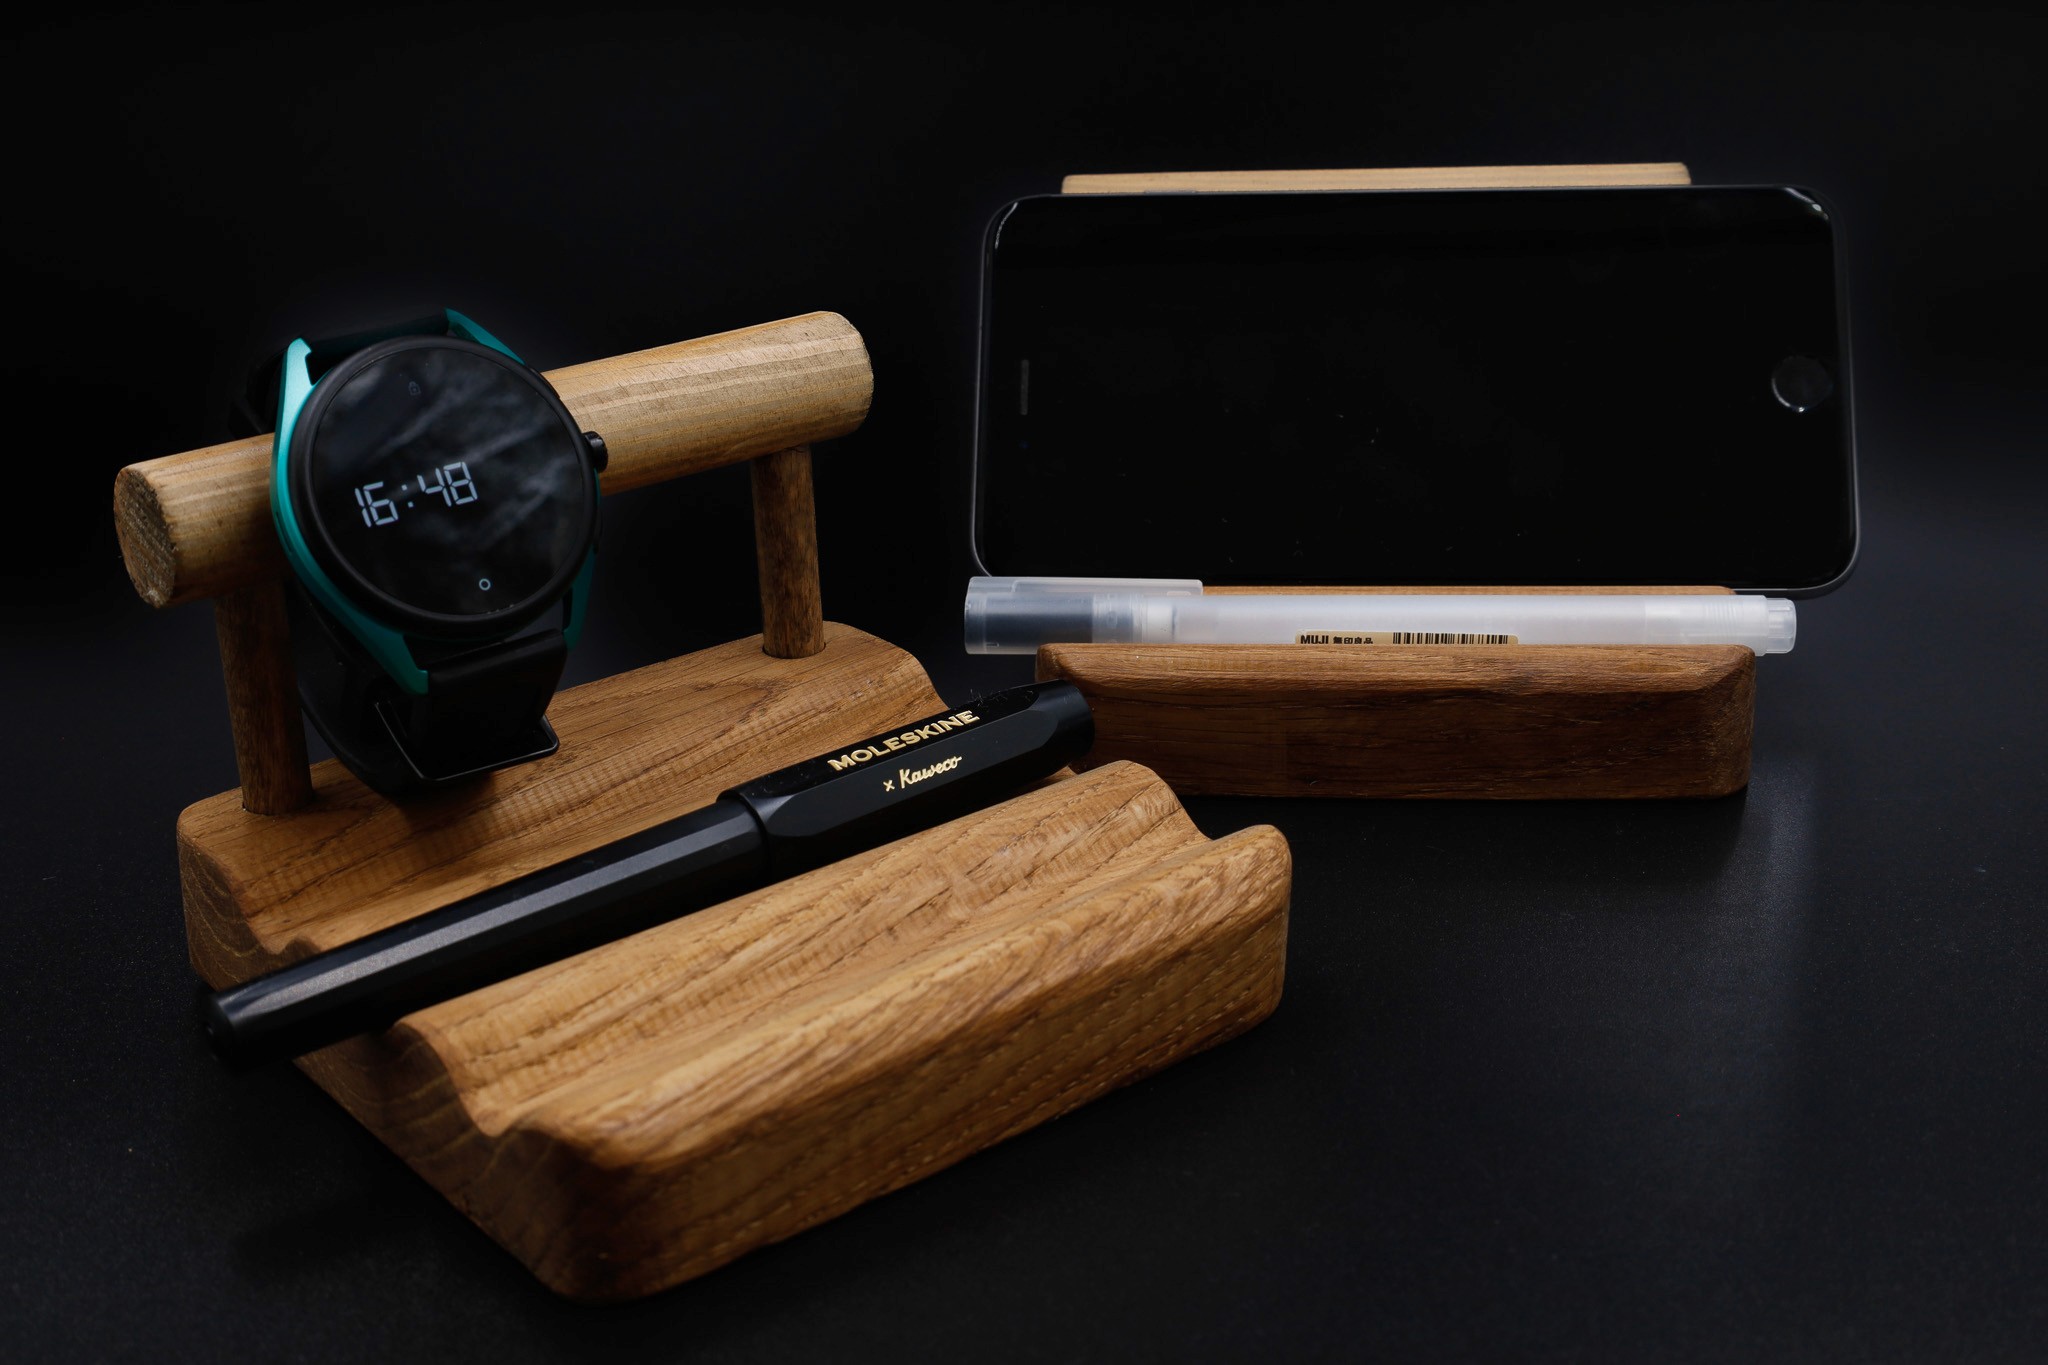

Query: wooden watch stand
[1039,162,1754,799]
[116,312,1291,1300]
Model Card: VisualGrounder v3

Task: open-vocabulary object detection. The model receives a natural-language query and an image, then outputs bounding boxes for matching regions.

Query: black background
[7,3,2045,1360]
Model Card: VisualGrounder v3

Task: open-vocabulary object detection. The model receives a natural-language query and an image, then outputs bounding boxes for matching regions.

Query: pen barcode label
[1295,631,1519,646]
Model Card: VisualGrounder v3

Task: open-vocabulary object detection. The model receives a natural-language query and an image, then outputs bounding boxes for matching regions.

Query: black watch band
[236,314,455,437]
[286,583,568,795]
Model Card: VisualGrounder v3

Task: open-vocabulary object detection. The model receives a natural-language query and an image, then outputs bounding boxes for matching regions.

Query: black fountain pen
[203,681,1093,1068]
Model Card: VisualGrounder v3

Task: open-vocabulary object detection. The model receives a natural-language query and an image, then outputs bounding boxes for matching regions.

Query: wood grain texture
[749,445,826,658]
[1038,583,1753,797]
[302,760,1288,1300]
[1061,162,1691,194]
[114,311,873,609]
[181,629,1291,1299]
[1038,641,1753,798]
[179,622,937,986]
[210,580,313,814]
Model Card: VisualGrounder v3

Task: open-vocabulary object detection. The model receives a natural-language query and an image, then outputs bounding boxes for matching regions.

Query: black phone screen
[975,186,1855,592]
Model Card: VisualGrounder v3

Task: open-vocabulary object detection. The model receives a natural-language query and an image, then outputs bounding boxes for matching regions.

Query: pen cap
[964,577,1201,655]
[1644,594,1798,654]
[1760,597,1798,654]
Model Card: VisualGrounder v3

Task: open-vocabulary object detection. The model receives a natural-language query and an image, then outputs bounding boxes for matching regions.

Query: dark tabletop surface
[7,3,2044,1360]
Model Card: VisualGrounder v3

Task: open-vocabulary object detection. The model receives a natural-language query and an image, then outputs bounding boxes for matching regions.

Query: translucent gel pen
[963,578,1797,655]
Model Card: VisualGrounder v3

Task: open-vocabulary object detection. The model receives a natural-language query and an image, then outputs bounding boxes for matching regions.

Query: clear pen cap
[964,576,1201,655]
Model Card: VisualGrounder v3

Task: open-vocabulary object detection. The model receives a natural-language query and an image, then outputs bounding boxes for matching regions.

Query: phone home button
[1772,355,1835,412]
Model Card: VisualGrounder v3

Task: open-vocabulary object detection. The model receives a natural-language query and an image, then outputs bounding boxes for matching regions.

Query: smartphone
[973,185,1856,593]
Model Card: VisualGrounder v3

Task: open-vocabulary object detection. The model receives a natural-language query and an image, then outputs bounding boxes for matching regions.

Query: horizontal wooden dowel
[750,446,826,659]
[547,313,870,496]
[114,311,873,609]
[1061,162,1691,194]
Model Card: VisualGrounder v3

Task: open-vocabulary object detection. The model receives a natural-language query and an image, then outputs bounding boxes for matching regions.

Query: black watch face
[296,339,595,628]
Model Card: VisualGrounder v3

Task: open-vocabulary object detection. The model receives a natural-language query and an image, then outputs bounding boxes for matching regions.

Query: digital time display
[352,460,478,526]
[302,344,594,622]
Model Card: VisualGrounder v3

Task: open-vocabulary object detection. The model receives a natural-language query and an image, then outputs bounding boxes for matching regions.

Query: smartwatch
[262,310,606,796]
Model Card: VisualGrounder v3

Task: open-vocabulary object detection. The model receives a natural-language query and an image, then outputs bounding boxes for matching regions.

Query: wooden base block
[1037,643,1754,799]
[180,624,1291,1298]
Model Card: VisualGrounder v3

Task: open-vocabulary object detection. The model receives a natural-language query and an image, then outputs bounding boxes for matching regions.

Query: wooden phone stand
[1039,162,1755,799]
[116,312,1290,1300]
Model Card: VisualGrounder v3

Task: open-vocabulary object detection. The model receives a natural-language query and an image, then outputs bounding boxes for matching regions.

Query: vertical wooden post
[212,580,313,814]
[749,445,826,658]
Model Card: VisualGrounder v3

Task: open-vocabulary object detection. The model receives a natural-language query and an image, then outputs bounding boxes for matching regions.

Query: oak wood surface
[180,622,938,986]
[180,627,1291,1299]
[1030,558,1751,804]
[1061,162,1691,194]
[749,445,827,658]
[302,759,1288,1299]
[210,580,312,814]
[114,311,872,609]
[1037,641,1754,798]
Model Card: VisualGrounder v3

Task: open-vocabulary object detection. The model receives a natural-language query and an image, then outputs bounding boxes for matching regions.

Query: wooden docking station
[116,312,1291,1300]
[1039,163,1756,800]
